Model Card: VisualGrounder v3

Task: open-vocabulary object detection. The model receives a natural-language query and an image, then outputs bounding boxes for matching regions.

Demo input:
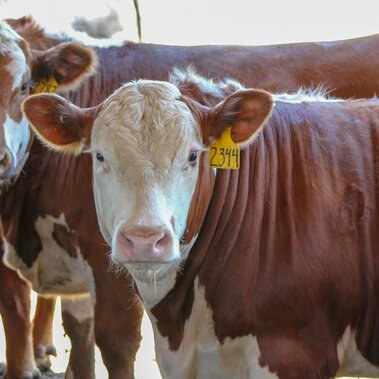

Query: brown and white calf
[6,16,379,379]
[24,74,379,379]
[0,19,103,379]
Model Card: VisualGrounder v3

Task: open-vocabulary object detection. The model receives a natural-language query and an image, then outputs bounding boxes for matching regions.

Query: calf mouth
[110,255,182,283]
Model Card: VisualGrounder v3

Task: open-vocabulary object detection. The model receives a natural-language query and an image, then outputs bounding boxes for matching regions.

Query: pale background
[1,0,379,378]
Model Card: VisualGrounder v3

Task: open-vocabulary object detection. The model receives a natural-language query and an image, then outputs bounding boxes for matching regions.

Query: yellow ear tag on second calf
[32,77,58,94]
[209,127,240,169]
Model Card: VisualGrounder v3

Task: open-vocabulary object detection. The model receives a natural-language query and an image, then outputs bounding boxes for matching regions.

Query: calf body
[0,18,100,378]
[25,77,379,378]
[7,16,379,378]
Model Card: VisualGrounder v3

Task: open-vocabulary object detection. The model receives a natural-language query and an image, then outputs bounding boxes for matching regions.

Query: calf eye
[188,151,198,165]
[96,152,104,162]
[21,82,28,93]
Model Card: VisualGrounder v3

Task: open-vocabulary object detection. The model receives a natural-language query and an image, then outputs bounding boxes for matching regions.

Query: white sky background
[0,0,379,378]
[1,0,379,45]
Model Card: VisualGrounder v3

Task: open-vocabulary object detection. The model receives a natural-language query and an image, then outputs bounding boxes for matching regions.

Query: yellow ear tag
[209,127,240,169]
[32,77,58,94]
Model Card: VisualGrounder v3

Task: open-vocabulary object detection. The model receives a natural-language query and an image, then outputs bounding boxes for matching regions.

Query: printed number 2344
[209,147,239,169]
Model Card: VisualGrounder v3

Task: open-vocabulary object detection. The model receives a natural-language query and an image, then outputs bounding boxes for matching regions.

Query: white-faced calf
[23,76,379,379]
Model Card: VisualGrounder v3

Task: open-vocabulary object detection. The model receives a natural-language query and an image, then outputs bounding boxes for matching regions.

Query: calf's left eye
[188,151,198,164]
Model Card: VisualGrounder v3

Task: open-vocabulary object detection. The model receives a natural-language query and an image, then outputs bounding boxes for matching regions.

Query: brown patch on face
[0,55,14,104]
[0,55,14,151]
[8,87,25,124]
[52,223,79,258]
[0,53,31,124]
[17,38,32,67]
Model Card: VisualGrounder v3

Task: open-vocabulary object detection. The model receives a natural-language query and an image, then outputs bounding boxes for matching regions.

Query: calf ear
[22,94,97,154]
[208,89,273,148]
[32,43,97,90]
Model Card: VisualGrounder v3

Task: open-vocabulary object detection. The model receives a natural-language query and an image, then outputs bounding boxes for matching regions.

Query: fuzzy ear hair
[31,42,97,90]
[208,89,274,148]
[22,93,97,154]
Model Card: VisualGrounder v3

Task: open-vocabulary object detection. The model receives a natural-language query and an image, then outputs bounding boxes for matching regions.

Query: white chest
[147,279,278,379]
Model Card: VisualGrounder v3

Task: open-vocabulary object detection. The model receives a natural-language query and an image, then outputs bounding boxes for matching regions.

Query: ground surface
[0,363,64,379]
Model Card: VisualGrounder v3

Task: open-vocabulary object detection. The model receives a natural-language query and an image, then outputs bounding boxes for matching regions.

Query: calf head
[0,20,96,186]
[22,80,273,280]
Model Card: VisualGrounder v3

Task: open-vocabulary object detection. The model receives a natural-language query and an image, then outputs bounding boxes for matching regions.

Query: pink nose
[117,229,171,262]
[0,148,13,178]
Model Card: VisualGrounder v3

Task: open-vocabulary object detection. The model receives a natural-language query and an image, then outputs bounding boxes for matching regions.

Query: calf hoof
[0,364,41,379]
[35,344,57,371]
[0,363,42,379]
[20,368,42,379]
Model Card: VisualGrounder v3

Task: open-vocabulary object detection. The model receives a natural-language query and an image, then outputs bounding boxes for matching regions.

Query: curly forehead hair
[98,80,192,131]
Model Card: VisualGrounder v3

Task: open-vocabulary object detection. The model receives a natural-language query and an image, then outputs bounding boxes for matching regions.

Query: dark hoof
[20,368,42,379]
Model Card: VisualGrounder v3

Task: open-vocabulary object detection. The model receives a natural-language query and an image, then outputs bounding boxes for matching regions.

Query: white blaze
[5,44,28,91]
[3,114,30,174]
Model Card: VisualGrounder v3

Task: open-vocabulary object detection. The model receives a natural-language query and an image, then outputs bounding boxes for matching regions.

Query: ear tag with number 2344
[209,127,240,169]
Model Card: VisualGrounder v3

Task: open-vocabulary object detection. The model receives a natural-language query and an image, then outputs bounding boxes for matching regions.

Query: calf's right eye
[96,152,104,162]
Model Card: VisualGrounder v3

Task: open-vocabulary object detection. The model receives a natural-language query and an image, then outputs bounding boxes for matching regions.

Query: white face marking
[61,295,94,323]
[91,81,203,276]
[5,47,28,91]
[336,325,379,377]
[3,114,30,175]
[146,278,278,379]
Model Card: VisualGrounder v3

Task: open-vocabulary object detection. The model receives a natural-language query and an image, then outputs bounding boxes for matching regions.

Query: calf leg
[94,278,143,379]
[32,296,57,371]
[61,295,95,379]
[0,260,40,379]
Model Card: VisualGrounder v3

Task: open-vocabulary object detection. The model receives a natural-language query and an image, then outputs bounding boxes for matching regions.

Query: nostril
[156,233,168,248]
[121,232,134,248]
[125,237,134,247]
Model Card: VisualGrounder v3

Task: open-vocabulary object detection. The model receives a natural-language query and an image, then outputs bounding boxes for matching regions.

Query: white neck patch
[132,236,197,309]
